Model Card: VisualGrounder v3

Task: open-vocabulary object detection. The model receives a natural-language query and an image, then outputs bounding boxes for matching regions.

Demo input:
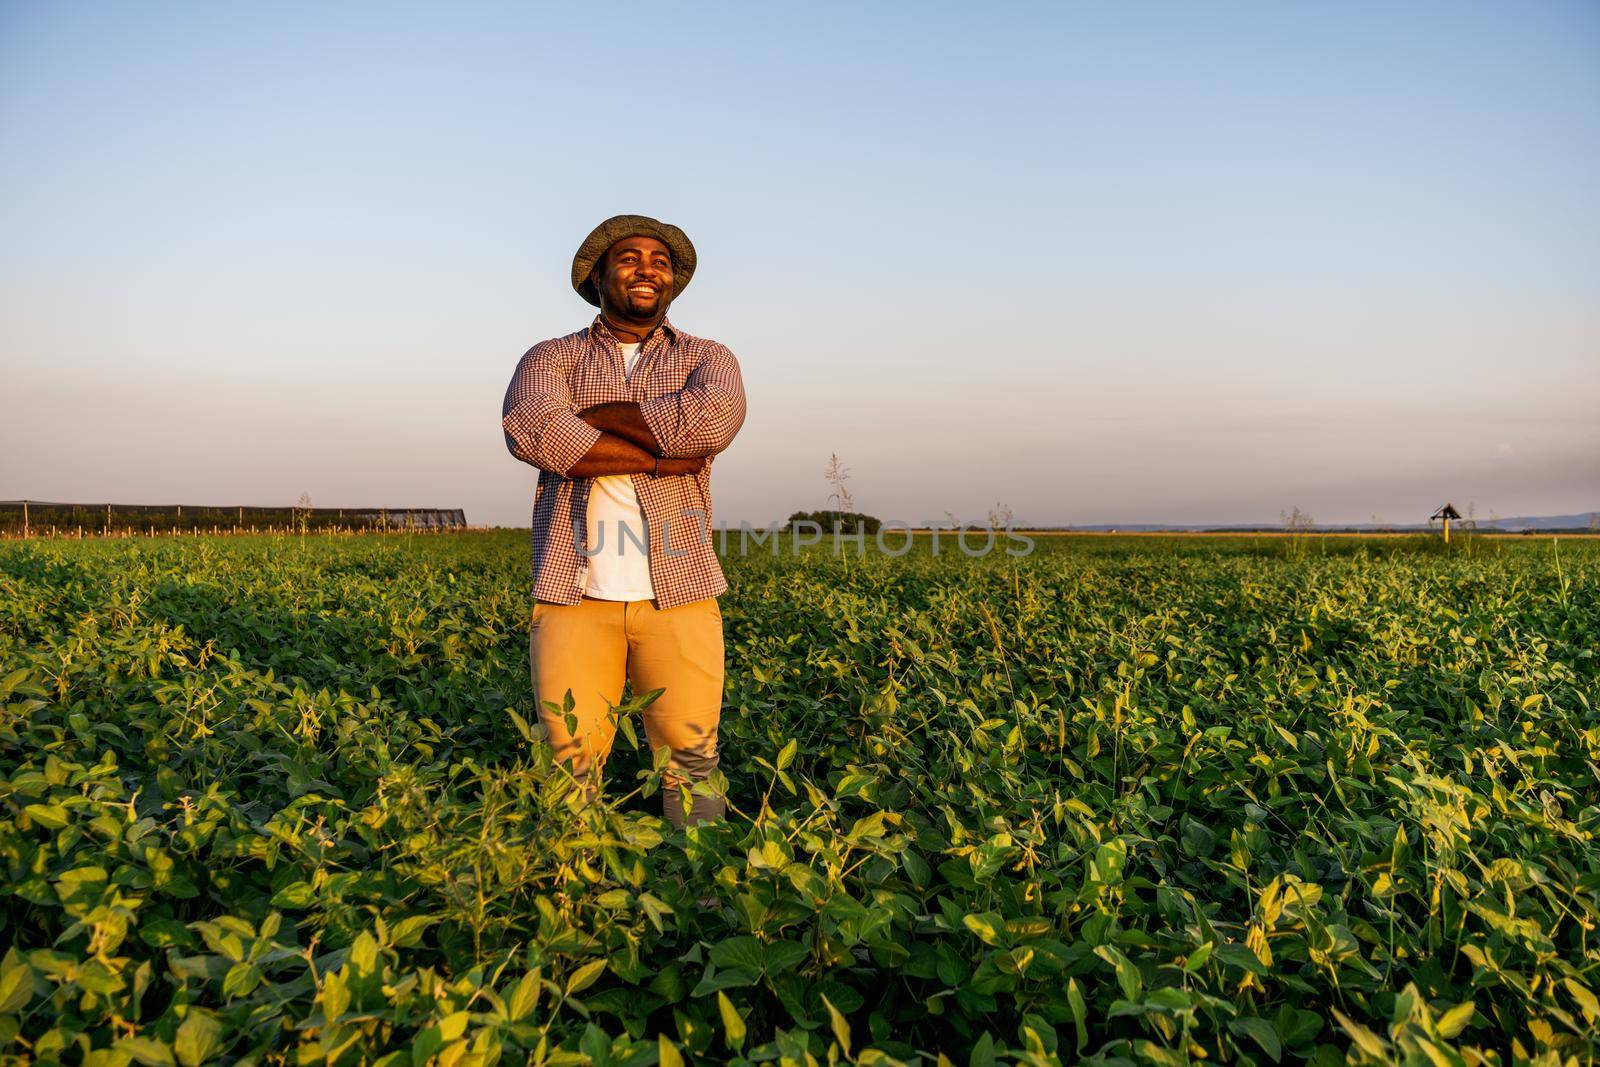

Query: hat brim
[571,215,697,308]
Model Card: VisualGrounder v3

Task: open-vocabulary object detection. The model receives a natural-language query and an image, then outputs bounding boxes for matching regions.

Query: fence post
[21,499,28,539]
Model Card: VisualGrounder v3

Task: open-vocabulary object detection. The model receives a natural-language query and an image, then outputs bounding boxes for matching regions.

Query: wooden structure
[1430,503,1461,543]
[0,501,469,536]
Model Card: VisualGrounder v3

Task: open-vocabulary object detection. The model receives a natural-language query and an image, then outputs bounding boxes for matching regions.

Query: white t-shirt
[582,341,655,601]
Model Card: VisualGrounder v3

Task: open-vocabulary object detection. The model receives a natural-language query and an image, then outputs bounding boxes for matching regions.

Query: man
[501,214,746,829]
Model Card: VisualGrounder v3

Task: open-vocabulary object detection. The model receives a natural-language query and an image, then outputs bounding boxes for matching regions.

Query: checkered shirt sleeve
[501,342,604,476]
[638,342,747,459]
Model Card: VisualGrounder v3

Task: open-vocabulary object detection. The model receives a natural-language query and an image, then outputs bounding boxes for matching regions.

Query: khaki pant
[528,594,726,827]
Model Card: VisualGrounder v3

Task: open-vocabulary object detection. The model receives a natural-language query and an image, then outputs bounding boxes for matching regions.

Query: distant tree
[788,510,879,534]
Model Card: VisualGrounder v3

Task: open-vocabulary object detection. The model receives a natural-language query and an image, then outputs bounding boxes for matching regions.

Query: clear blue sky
[3,1,1596,527]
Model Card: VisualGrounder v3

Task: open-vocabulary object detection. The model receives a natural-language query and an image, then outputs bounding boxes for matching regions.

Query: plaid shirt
[502,314,746,610]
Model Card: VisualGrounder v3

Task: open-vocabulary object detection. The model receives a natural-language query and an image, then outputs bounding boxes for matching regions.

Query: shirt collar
[590,313,679,347]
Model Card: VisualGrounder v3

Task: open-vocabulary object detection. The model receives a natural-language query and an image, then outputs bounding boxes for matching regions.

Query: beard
[619,288,664,315]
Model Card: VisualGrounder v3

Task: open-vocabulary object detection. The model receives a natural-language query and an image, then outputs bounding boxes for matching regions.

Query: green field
[1,532,1596,1067]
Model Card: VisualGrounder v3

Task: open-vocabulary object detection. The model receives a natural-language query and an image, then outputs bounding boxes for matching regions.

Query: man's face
[593,236,674,318]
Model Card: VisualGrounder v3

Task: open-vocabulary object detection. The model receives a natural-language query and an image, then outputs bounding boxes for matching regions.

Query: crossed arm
[502,343,746,478]
[564,408,704,478]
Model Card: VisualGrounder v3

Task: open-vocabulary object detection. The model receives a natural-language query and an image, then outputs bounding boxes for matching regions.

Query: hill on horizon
[1026,508,1600,533]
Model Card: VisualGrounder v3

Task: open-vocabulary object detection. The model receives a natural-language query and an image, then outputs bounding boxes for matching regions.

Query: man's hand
[565,431,709,478]
[657,455,709,476]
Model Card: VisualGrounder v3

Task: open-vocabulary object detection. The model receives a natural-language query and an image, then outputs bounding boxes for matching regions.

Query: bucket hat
[571,214,697,308]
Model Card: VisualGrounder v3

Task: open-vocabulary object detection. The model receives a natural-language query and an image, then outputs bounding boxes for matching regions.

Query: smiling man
[501,214,746,828]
